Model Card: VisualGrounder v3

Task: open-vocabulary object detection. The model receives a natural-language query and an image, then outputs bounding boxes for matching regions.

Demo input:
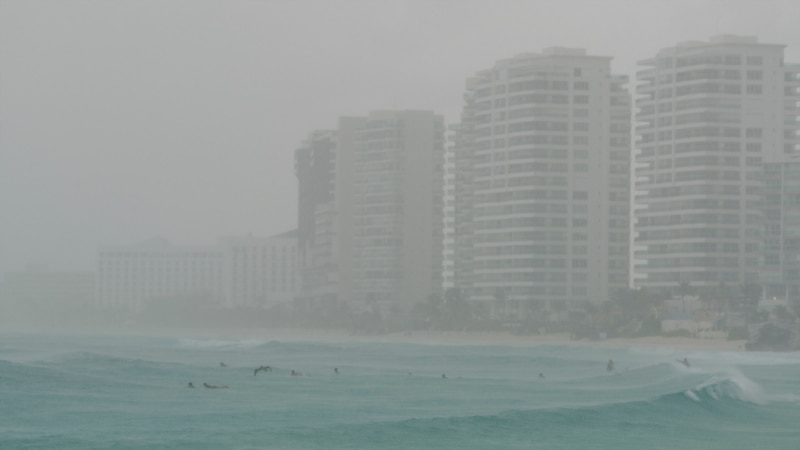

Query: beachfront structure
[96,238,223,311]
[337,110,445,311]
[633,35,800,294]
[96,233,300,311]
[445,120,476,296]
[442,124,459,290]
[295,130,339,307]
[760,161,800,302]
[218,231,300,308]
[456,48,631,307]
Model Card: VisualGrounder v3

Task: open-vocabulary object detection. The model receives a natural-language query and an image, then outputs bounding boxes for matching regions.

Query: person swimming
[291,370,303,376]
[220,362,227,367]
[187,382,195,388]
[334,367,339,375]
[607,359,615,372]
[539,372,545,379]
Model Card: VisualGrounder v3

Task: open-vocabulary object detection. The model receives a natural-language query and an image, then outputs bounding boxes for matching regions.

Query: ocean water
[1,332,799,449]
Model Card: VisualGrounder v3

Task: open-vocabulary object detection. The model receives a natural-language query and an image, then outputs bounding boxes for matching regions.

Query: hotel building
[634,35,800,294]
[456,47,632,307]
[338,110,445,311]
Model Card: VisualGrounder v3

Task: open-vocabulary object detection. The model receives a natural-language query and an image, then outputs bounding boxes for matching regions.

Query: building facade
[96,233,299,311]
[96,238,223,311]
[760,161,800,302]
[219,231,299,308]
[295,130,339,306]
[338,110,445,311]
[457,48,631,307]
[634,35,800,294]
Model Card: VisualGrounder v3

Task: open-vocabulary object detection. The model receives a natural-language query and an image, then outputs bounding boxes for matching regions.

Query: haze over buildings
[4,0,800,276]
[4,2,800,325]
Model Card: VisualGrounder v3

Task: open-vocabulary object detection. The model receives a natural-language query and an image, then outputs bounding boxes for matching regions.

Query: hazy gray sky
[1,0,798,273]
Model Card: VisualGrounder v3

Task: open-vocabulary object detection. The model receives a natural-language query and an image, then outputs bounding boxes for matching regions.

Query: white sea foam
[689,368,768,405]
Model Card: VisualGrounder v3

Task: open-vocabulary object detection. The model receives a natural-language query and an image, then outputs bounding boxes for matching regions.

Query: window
[746,55,763,65]
[573,122,589,131]
[746,128,762,138]
[747,70,762,80]
[746,143,762,152]
[747,84,762,94]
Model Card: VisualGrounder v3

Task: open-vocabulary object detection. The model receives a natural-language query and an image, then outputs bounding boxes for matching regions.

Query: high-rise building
[295,130,338,307]
[457,48,631,307]
[634,35,800,294]
[336,110,445,311]
[760,160,800,302]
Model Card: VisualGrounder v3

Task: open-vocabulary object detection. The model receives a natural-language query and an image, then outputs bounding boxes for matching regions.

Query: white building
[456,48,631,307]
[442,124,459,290]
[96,232,300,311]
[337,110,445,311]
[96,238,223,311]
[634,35,800,294]
[295,130,339,307]
[219,231,299,308]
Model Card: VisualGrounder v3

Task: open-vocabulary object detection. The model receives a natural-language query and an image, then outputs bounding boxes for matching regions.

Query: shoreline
[1,324,747,352]
[173,327,748,352]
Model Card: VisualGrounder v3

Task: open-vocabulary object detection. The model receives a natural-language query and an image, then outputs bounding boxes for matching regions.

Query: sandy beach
[185,327,748,352]
[8,322,747,352]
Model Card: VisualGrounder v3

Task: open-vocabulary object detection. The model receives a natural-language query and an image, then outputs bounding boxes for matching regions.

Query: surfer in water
[676,357,690,367]
[254,365,272,376]
[607,359,615,372]
[334,367,339,375]
[291,370,303,376]
[187,382,195,388]
[203,383,229,389]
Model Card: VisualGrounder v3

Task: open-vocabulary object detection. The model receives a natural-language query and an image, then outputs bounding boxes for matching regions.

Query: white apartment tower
[295,130,339,306]
[337,110,445,311]
[459,48,631,306]
[634,35,800,294]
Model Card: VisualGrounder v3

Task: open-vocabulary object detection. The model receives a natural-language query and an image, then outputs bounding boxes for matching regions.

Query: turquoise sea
[1,332,799,449]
